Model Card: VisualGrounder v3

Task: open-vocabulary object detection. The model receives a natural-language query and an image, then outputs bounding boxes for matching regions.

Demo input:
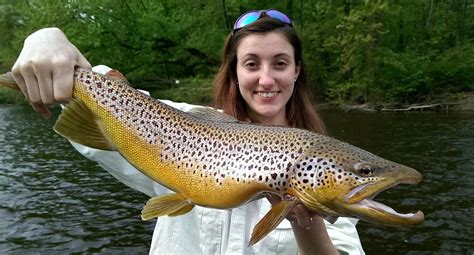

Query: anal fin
[141,193,194,220]
[249,197,299,246]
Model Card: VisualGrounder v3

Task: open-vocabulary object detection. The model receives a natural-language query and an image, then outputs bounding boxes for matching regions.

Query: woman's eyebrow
[273,53,291,58]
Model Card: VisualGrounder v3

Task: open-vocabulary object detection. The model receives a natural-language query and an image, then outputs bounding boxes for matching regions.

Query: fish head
[289,139,424,227]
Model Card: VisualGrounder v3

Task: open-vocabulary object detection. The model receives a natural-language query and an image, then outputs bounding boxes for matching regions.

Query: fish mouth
[342,174,424,226]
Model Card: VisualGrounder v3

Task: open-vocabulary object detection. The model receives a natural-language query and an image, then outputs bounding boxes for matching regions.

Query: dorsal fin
[187,107,239,123]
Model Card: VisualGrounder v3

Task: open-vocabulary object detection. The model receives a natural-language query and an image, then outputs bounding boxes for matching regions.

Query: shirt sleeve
[66,65,201,197]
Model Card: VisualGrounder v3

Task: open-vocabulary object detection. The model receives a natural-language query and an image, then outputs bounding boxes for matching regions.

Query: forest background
[0,0,473,107]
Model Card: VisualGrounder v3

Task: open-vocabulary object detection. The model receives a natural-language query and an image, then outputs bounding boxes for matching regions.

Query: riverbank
[318,92,474,112]
[2,83,473,112]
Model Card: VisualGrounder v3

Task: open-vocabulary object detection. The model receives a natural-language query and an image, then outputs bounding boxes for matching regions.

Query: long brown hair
[213,17,327,135]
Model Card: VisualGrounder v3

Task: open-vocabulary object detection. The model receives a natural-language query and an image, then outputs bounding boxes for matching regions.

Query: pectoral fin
[141,193,195,220]
[249,197,299,246]
[54,99,115,151]
[168,204,195,217]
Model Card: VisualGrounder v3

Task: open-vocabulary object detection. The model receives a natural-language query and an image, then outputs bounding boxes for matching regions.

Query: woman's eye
[274,61,288,69]
[244,62,258,69]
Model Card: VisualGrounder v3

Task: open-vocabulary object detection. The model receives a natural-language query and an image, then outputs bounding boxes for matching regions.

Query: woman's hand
[12,27,91,118]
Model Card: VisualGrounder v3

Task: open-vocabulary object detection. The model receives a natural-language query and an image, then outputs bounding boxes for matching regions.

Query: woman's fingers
[34,64,54,105]
[291,204,313,229]
[75,45,92,70]
[11,27,91,118]
[52,61,75,103]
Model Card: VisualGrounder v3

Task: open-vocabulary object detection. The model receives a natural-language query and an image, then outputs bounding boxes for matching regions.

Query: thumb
[75,48,91,70]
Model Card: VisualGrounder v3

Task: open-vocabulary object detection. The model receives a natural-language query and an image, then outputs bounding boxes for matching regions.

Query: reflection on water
[0,105,473,253]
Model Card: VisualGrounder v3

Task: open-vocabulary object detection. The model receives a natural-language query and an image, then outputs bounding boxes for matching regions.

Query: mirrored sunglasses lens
[266,10,291,24]
[234,12,261,29]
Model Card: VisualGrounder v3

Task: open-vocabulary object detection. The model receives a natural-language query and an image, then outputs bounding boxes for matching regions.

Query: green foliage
[0,0,472,105]
[150,77,213,105]
[0,87,27,105]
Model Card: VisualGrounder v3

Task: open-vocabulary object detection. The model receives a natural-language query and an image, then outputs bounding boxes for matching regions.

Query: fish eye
[354,162,374,176]
[360,166,373,175]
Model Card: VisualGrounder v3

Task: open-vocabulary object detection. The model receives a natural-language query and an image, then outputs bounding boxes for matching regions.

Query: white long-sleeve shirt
[68,65,365,254]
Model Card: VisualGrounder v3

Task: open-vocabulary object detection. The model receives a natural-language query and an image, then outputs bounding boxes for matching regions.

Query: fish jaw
[335,164,423,226]
[336,164,425,226]
[343,198,425,226]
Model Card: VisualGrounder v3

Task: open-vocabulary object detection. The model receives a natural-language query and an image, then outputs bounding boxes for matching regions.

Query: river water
[0,105,472,254]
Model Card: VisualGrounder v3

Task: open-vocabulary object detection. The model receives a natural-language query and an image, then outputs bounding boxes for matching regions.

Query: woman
[11,9,364,255]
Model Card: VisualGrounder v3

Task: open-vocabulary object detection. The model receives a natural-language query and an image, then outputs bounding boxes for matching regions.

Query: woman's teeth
[256,92,277,98]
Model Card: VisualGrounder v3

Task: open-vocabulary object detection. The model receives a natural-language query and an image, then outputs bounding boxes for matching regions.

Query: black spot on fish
[271,173,278,180]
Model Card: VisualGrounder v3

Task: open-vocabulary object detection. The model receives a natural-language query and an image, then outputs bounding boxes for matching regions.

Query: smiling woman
[8,9,364,255]
[213,16,326,135]
[236,32,298,126]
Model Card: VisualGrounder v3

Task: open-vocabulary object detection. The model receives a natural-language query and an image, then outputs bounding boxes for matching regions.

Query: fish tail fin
[54,99,115,151]
[141,193,195,220]
[0,72,21,91]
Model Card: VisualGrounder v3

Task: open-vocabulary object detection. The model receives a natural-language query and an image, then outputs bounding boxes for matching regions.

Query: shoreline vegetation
[0,1,472,113]
[2,80,473,112]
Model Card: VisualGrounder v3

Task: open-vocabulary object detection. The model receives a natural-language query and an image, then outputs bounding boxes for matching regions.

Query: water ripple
[1,106,473,253]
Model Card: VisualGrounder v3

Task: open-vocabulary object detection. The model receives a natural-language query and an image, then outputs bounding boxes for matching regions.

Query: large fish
[0,69,424,245]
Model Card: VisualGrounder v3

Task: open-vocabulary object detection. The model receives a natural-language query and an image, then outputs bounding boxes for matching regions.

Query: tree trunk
[221,0,231,32]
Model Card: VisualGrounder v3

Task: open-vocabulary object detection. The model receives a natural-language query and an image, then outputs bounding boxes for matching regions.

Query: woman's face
[236,32,300,126]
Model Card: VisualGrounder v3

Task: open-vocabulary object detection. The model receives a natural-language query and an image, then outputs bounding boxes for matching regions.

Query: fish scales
[75,70,328,207]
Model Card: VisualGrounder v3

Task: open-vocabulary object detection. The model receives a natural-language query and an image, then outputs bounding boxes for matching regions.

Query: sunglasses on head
[233,9,293,31]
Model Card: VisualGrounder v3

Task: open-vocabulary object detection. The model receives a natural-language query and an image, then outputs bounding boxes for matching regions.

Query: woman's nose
[258,67,275,86]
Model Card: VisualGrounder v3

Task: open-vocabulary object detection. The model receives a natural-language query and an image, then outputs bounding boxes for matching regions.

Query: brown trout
[0,69,424,245]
